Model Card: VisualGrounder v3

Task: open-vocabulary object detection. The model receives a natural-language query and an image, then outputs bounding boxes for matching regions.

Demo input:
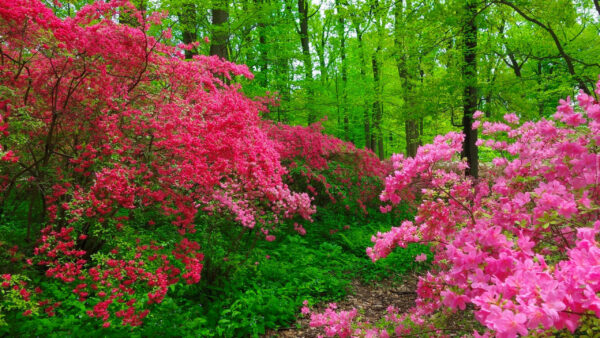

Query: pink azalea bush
[306,79,600,337]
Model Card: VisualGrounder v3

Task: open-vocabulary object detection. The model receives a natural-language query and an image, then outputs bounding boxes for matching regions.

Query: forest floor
[263,277,418,337]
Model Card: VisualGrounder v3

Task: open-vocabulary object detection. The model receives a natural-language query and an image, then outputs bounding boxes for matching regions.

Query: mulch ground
[263,277,418,338]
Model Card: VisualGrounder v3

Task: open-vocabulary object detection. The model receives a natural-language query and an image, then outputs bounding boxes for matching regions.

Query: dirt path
[264,277,418,337]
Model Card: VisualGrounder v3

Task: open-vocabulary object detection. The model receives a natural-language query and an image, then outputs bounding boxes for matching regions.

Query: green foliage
[568,315,600,338]
[0,198,428,336]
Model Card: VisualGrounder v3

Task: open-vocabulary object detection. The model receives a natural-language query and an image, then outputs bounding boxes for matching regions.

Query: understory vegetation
[2,203,429,337]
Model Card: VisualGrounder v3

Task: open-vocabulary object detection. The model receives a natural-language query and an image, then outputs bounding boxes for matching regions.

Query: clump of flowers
[264,121,388,216]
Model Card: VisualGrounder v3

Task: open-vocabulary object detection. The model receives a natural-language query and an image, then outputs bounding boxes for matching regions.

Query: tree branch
[496,0,591,94]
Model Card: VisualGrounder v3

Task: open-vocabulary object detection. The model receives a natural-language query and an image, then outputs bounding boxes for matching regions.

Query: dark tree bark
[257,0,268,87]
[298,0,315,124]
[353,23,372,150]
[404,119,420,157]
[394,0,421,158]
[371,50,384,159]
[462,0,479,178]
[298,0,312,79]
[371,1,385,159]
[210,0,229,60]
[506,52,522,77]
[275,57,291,123]
[498,21,526,78]
[316,18,331,85]
[336,0,349,140]
[179,2,197,60]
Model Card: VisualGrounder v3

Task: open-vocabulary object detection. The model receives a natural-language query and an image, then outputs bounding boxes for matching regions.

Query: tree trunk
[355,26,371,150]
[318,26,328,84]
[498,21,524,79]
[372,0,385,159]
[462,0,479,178]
[257,0,268,87]
[404,119,420,157]
[372,51,384,159]
[298,0,315,124]
[179,2,197,60]
[210,0,229,60]
[276,58,291,123]
[394,0,421,157]
[536,61,546,116]
[336,0,349,140]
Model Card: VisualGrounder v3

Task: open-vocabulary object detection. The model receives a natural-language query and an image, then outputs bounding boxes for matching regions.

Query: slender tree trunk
[210,0,229,60]
[371,0,385,159]
[298,0,312,79]
[536,61,546,116]
[336,0,349,140]
[508,52,522,77]
[483,57,500,117]
[372,51,384,159]
[355,26,371,150]
[317,24,328,84]
[257,0,268,87]
[179,2,197,60]
[394,0,421,157]
[259,30,268,84]
[277,58,291,123]
[298,0,315,124]
[404,120,420,157]
[498,21,523,78]
[282,59,291,122]
[26,188,35,243]
[462,0,479,178]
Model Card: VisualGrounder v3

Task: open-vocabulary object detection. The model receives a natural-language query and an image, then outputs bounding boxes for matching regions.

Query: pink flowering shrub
[264,121,388,218]
[308,79,600,337]
[307,303,358,337]
[0,0,313,327]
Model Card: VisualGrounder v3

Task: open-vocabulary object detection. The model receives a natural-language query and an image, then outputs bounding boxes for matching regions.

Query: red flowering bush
[264,121,388,219]
[306,79,600,337]
[0,0,313,327]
